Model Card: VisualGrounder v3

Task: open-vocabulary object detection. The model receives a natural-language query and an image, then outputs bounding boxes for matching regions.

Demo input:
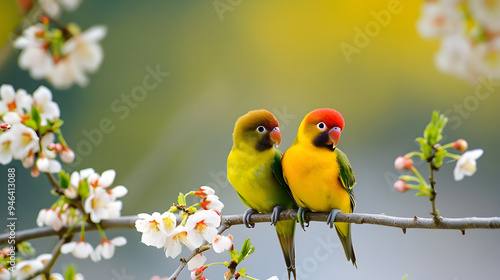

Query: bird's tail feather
[276,220,296,279]
[335,222,357,268]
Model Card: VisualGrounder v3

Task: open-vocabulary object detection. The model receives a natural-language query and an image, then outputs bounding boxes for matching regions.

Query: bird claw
[271,205,284,226]
[327,209,341,228]
[297,207,310,231]
[243,208,257,228]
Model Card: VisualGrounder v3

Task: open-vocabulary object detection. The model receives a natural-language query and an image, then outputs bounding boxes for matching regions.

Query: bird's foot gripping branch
[393,111,483,217]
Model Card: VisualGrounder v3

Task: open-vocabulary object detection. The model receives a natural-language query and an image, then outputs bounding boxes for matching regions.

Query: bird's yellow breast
[283,144,351,214]
[227,147,289,213]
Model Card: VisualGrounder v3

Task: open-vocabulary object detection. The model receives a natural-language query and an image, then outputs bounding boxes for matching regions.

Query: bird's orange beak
[269,127,281,147]
[328,127,341,147]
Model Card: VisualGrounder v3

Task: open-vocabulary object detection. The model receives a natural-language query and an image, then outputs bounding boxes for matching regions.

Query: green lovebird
[227,109,297,279]
[282,108,357,267]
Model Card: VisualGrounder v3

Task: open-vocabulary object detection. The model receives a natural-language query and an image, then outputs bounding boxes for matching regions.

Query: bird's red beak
[269,127,281,147]
[328,127,341,147]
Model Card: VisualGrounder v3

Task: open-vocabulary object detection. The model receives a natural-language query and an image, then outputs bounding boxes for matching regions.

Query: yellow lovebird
[282,108,357,267]
[227,109,297,279]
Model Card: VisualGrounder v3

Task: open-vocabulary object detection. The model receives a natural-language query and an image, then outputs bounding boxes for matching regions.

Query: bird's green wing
[335,148,356,209]
[272,149,298,209]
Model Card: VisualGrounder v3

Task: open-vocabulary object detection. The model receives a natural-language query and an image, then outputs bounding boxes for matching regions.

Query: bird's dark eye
[317,122,327,131]
[256,126,266,133]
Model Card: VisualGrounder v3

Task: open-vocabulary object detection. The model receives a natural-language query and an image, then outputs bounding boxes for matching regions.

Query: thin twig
[27,234,74,280]
[45,173,64,195]
[2,211,500,246]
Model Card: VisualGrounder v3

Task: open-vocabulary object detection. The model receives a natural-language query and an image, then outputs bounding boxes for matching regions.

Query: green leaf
[78,179,90,199]
[237,238,255,263]
[415,192,427,197]
[433,147,446,168]
[64,264,77,280]
[416,137,432,158]
[58,170,70,189]
[229,250,239,262]
[38,124,52,135]
[52,119,64,130]
[17,241,36,256]
[177,192,186,206]
[402,275,408,280]
[31,105,42,129]
[24,119,38,131]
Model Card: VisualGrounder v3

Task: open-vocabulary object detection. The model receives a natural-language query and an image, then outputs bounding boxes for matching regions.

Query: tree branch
[3,211,500,245]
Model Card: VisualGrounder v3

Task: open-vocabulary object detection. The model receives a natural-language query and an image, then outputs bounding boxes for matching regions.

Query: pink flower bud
[194,186,215,198]
[452,139,468,153]
[394,156,413,170]
[22,153,35,168]
[0,123,11,131]
[61,148,75,163]
[394,180,412,193]
[49,143,63,153]
[31,166,40,177]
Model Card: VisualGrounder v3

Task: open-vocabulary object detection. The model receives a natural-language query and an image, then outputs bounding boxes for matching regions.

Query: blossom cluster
[416,0,500,82]
[137,187,278,280]
[394,111,483,214]
[37,168,128,263]
[136,187,232,276]
[0,84,73,176]
[0,249,84,280]
[14,17,106,89]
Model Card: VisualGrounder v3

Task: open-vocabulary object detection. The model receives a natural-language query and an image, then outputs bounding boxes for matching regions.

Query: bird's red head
[299,108,345,149]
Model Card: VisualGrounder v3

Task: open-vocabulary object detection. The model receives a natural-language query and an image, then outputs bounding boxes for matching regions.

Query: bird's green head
[232,109,281,152]
[296,108,345,150]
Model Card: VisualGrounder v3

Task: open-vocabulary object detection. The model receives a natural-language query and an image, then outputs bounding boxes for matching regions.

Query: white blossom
[9,124,39,160]
[212,235,232,253]
[15,259,44,280]
[185,210,221,248]
[454,149,484,181]
[0,84,32,115]
[36,208,63,231]
[70,168,96,187]
[14,24,54,80]
[50,25,107,89]
[84,188,122,223]
[91,236,127,262]
[416,1,463,39]
[87,169,116,190]
[61,240,94,259]
[435,35,481,82]
[39,0,83,18]
[187,253,206,271]
[33,86,60,126]
[469,0,500,32]
[0,130,14,165]
[200,194,224,213]
[164,226,191,258]
[135,212,167,248]
[0,268,10,280]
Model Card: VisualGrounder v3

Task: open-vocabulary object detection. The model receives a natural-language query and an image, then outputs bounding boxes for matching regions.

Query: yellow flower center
[172,231,188,243]
[195,220,208,234]
[21,132,33,146]
[162,216,175,230]
[461,161,477,174]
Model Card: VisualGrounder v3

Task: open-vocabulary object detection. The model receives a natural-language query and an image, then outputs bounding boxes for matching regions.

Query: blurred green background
[1,0,499,279]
